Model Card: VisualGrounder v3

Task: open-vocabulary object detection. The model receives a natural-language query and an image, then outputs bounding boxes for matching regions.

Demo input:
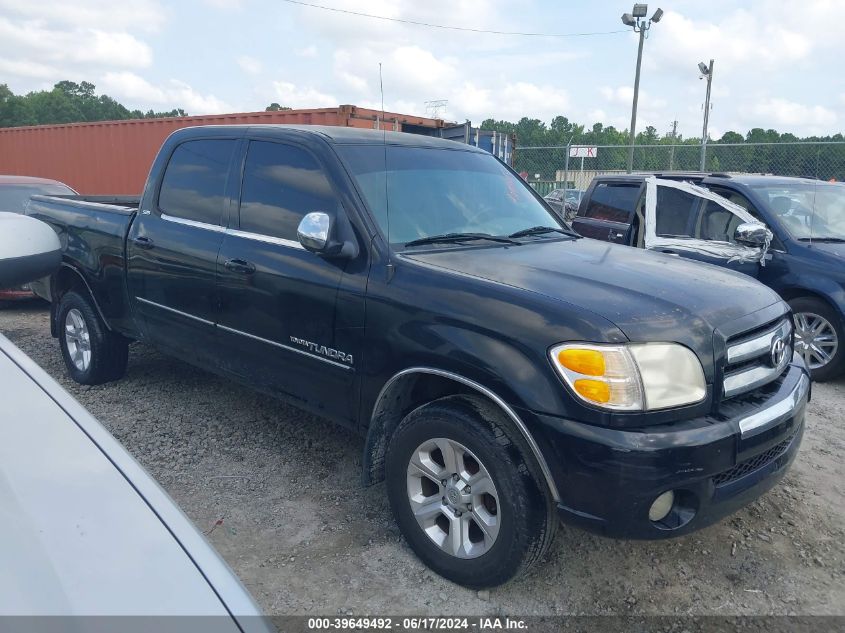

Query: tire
[385,395,557,588]
[57,291,128,385]
[789,296,845,382]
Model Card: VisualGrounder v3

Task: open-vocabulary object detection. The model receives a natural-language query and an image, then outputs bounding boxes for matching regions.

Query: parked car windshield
[0,184,75,214]
[337,145,564,246]
[750,182,845,240]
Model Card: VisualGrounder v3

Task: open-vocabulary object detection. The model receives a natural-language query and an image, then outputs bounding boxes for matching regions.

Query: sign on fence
[569,146,598,158]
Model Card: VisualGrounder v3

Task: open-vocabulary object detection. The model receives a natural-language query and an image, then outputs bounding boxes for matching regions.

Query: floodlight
[632,4,648,18]
[651,8,664,22]
[698,62,709,75]
[621,13,636,26]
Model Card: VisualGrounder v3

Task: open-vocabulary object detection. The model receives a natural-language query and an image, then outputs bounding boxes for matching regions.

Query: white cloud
[203,0,243,7]
[270,81,337,109]
[296,45,319,58]
[596,85,668,132]
[0,58,60,80]
[448,81,570,123]
[0,0,165,32]
[237,55,263,76]
[100,71,232,114]
[648,3,840,79]
[599,85,666,110]
[0,18,153,72]
[740,98,838,132]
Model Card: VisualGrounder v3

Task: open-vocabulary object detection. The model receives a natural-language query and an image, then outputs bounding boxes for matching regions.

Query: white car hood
[0,336,264,627]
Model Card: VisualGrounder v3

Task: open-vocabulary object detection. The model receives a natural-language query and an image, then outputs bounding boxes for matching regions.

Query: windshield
[337,145,563,246]
[751,182,845,240]
[0,184,75,214]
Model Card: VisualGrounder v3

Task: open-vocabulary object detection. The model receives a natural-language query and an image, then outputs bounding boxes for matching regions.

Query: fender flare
[368,366,561,502]
[52,263,113,333]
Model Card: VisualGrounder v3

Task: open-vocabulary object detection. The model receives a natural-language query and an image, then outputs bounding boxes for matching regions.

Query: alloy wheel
[406,437,501,559]
[64,308,92,371]
[793,311,838,370]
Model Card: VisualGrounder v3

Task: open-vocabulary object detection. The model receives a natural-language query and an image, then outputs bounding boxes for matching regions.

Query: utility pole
[668,119,678,170]
[621,5,663,173]
[699,59,714,171]
[628,26,646,173]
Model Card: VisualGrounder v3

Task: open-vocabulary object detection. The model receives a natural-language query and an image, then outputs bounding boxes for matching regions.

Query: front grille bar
[723,318,792,399]
[727,319,791,364]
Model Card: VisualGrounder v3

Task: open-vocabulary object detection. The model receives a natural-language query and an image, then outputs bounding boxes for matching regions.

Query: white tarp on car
[643,177,772,265]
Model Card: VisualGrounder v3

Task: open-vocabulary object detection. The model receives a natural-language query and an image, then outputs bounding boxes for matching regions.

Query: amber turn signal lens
[558,348,606,376]
[573,379,611,403]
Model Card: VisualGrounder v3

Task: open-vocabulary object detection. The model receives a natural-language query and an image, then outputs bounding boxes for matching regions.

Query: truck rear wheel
[58,291,128,385]
[385,396,557,587]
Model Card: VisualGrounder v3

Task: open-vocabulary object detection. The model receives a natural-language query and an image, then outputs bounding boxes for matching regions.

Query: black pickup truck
[28,125,809,588]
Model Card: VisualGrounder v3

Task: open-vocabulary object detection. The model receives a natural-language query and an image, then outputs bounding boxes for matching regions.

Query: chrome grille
[723,318,792,399]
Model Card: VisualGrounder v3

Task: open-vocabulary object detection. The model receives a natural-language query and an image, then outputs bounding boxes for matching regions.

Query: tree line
[0,81,189,128]
[0,81,302,129]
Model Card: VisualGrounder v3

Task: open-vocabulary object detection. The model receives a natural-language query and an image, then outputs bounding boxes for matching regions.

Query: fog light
[648,490,675,522]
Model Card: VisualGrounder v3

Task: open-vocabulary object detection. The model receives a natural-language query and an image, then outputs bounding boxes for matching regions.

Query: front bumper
[525,361,810,539]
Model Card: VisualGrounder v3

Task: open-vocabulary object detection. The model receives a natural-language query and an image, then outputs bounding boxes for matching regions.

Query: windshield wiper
[509,226,571,238]
[404,232,521,247]
[797,237,845,242]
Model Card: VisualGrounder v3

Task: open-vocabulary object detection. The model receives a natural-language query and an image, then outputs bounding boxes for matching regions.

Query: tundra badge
[289,336,353,365]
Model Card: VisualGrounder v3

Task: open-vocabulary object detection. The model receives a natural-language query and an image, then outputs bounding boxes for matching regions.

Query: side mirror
[0,213,61,287]
[297,211,358,259]
[734,222,771,247]
[297,211,331,252]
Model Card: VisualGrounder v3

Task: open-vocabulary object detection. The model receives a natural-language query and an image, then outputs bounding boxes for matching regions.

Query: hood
[405,238,782,346]
[805,241,845,260]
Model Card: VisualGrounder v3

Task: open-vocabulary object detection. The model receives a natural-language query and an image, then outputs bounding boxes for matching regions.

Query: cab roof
[179,124,486,151]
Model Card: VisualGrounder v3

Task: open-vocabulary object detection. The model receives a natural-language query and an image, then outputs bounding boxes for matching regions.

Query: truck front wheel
[385,396,557,587]
[58,291,128,385]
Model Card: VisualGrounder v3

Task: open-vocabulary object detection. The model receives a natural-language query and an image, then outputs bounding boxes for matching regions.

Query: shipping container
[0,105,447,194]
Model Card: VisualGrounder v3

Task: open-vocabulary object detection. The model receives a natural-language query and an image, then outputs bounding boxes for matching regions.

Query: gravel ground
[2,302,843,617]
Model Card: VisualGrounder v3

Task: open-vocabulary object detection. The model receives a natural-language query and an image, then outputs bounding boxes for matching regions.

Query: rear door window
[582,183,640,223]
[654,186,700,238]
[158,139,237,226]
[238,141,337,241]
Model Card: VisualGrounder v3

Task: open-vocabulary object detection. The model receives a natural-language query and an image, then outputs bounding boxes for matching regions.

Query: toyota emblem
[770,336,787,368]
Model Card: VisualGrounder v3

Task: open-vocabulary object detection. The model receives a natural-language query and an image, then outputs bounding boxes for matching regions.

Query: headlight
[550,342,706,411]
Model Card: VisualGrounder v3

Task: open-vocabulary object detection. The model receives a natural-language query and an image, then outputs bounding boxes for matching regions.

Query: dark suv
[573,173,845,380]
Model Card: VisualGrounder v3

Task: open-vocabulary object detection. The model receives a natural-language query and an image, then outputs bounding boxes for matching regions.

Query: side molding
[372,367,561,502]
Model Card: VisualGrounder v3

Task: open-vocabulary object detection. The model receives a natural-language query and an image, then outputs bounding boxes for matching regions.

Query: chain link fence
[515,142,845,196]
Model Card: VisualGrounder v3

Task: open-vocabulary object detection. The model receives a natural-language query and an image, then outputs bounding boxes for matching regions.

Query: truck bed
[26,194,139,338]
[32,194,140,213]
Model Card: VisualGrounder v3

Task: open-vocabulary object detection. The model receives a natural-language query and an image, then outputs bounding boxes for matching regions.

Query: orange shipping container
[0,105,445,195]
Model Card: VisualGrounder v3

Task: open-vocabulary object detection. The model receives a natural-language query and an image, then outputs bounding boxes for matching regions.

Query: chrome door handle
[132,236,154,250]
[224,258,256,274]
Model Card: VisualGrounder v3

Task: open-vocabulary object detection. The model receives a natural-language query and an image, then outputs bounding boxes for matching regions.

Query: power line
[279,0,628,38]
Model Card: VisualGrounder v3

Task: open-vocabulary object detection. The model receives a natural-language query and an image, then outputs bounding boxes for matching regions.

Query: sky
[1,0,844,139]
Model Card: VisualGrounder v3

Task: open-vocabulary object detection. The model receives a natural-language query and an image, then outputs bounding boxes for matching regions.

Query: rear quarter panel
[26,196,139,336]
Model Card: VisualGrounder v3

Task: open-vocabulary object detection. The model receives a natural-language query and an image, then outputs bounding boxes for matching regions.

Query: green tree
[0,81,188,128]
[265,102,291,111]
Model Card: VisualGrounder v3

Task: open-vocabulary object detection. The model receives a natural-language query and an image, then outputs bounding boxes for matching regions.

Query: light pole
[621,4,663,173]
[698,59,714,171]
